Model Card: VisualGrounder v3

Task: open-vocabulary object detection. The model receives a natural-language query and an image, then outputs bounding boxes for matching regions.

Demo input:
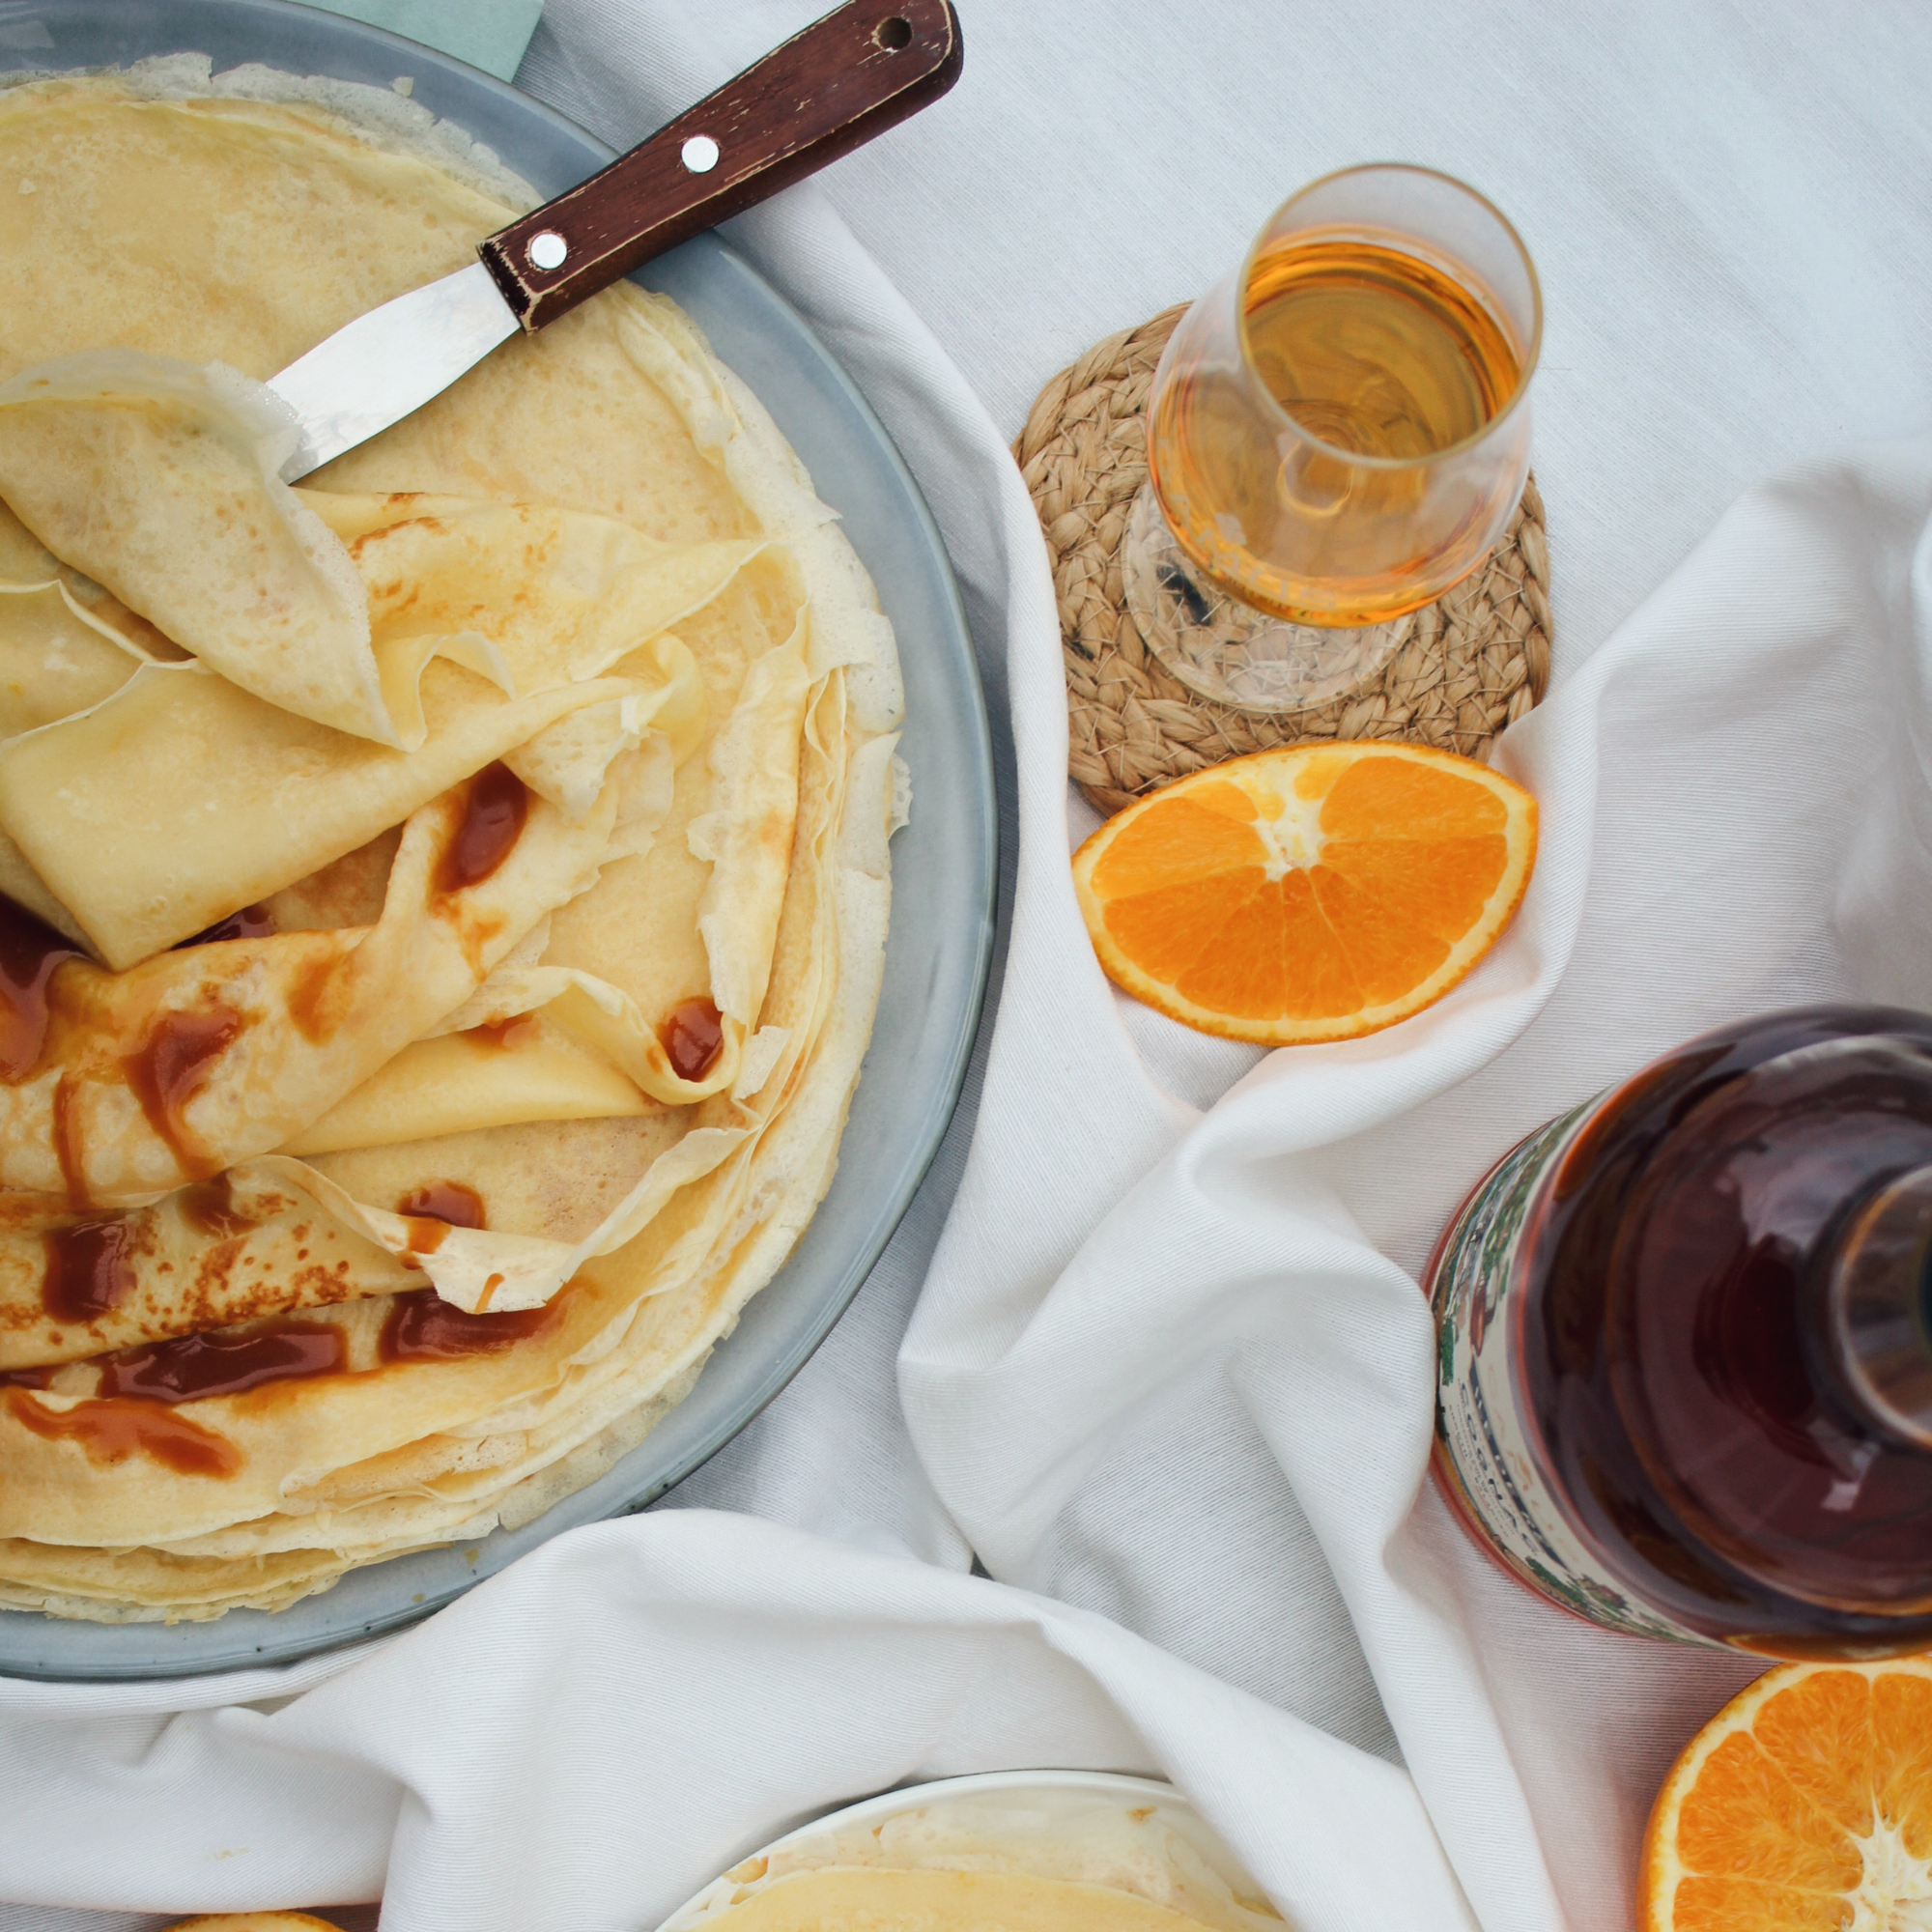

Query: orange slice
[1071,742,1536,1044]
[1642,1658,1932,1932]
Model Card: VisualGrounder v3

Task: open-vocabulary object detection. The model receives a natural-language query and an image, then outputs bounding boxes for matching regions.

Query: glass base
[1122,483,1412,716]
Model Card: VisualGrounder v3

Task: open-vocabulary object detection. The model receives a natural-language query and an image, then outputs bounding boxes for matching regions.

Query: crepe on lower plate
[0,63,904,1620]
[664,1786,1284,1932]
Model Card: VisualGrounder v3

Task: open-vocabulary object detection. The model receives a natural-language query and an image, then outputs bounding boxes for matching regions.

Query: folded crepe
[0,66,904,1619]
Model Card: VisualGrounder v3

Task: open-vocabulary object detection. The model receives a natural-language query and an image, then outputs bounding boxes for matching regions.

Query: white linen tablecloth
[5,3,1932,1928]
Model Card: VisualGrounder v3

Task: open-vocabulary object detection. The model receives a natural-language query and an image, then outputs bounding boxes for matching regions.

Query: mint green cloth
[297,0,543,82]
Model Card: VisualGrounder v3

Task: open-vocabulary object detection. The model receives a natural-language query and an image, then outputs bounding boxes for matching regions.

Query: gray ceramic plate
[0,0,995,1681]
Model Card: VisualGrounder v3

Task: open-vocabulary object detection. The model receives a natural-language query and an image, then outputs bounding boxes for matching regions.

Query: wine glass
[1122,165,1542,716]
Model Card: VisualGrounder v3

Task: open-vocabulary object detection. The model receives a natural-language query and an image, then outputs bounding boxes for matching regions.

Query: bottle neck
[1817,1163,1932,1449]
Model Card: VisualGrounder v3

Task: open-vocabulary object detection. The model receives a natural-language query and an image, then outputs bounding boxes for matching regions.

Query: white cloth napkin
[0,1513,1470,1930]
[7,3,1932,1929]
[904,438,1932,1932]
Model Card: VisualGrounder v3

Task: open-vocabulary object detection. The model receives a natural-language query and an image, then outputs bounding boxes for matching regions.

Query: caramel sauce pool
[99,1322,345,1404]
[0,896,83,1082]
[380,1289,555,1362]
[661,996,724,1084]
[122,1005,242,1178]
[436,763,527,895]
[398,1179,486,1229]
[398,1179,486,1257]
[179,1172,256,1239]
[41,1217,136,1323]
[7,1387,242,1477]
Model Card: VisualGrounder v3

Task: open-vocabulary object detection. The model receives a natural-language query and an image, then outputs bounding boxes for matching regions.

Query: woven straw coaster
[1015,302,1552,816]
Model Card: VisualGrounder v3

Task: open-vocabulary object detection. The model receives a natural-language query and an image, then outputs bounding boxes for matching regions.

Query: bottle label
[1431,1097,1724,1647]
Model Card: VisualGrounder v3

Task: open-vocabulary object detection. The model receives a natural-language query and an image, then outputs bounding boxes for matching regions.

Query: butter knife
[267,0,962,481]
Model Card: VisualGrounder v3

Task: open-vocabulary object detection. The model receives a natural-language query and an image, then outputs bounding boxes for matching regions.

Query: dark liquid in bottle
[1518,1006,1932,1654]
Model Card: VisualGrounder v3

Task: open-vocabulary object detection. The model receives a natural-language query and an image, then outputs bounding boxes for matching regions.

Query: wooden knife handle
[479,0,962,331]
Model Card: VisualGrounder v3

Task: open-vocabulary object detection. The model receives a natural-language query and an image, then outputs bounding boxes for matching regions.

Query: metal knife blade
[268,261,516,482]
[261,0,961,483]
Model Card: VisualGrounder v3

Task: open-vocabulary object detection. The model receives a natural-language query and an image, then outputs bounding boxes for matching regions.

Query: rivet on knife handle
[479,0,963,332]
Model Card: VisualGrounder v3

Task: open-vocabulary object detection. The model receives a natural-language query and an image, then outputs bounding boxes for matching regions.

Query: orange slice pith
[1071,742,1537,1045]
[1642,1658,1932,1932]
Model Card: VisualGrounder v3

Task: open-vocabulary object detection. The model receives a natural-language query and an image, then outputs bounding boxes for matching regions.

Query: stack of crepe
[0,63,903,1620]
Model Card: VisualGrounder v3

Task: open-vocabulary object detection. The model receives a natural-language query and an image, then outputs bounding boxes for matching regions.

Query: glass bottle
[1426,1005,1932,1657]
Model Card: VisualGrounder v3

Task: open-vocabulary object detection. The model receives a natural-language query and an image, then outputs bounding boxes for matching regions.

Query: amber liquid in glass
[1148,237,1523,625]
[1513,1009,1932,1653]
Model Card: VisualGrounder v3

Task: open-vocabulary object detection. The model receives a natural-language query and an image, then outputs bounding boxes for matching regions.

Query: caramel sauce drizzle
[98,1322,344,1405]
[122,1006,242,1179]
[0,895,82,1083]
[404,1216,449,1255]
[436,763,526,897]
[398,1179,485,1258]
[379,1288,556,1363]
[661,996,724,1085]
[41,1217,137,1324]
[178,1172,256,1240]
[51,1070,89,1208]
[398,1180,486,1229]
[7,1387,242,1478]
